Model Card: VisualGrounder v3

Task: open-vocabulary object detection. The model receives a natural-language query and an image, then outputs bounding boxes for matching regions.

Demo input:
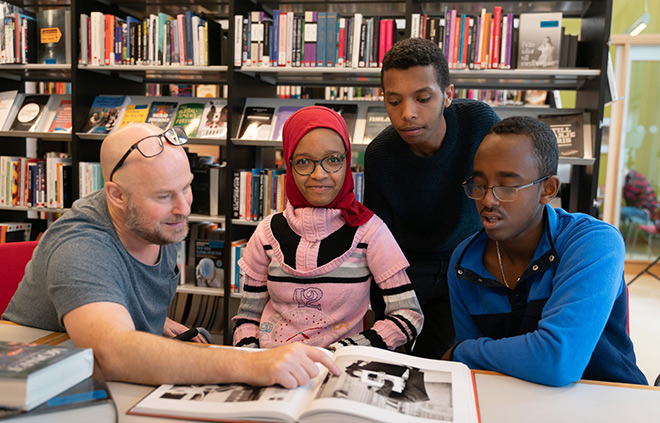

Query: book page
[301,346,479,423]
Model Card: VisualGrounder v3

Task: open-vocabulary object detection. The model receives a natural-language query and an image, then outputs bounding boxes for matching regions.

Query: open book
[129,345,480,423]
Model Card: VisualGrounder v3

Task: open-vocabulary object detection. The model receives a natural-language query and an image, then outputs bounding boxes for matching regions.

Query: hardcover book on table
[0,341,93,411]
[517,13,562,69]
[81,95,129,134]
[129,345,480,423]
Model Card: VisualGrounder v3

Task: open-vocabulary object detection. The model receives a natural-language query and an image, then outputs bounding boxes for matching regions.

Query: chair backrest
[0,241,38,315]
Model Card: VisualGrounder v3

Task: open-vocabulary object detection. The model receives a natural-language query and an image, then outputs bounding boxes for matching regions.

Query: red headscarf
[282,106,373,227]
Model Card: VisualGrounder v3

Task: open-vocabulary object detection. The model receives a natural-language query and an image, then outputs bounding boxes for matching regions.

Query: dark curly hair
[381,38,450,90]
[486,116,559,177]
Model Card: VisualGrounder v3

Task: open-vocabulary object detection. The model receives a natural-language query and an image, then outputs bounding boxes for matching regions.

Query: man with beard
[3,123,339,387]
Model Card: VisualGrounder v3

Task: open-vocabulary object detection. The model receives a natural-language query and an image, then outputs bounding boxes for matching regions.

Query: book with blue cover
[81,95,128,134]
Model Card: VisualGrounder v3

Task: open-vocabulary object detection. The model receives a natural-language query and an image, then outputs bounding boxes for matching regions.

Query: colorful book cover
[81,95,127,134]
[118,103,150,128]
[238,106,275,140]
[271,105,303,141]
[517,13,562,69]
[47,99,72,133]
[172,103,204,138]
[197,99,228,139]
[314,102,358,141]
[145,101,178,130]
[362,106,390,144]
[10,95,48,132]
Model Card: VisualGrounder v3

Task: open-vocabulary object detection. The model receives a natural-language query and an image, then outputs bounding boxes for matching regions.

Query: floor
[627,270,660,386]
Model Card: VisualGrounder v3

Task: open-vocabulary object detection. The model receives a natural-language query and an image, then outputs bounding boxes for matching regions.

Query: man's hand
[241,343,341,389]
[163,317,207,344]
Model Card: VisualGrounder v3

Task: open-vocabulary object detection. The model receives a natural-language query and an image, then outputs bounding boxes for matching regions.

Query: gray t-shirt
[2,190,179,334]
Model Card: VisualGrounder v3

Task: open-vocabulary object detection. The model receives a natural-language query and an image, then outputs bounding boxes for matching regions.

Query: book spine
[492,6,502,68]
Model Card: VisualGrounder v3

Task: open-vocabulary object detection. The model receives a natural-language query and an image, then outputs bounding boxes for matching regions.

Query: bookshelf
[0,0,613,344]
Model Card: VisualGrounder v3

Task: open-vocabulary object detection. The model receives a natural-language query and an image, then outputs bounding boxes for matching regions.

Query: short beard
[125,197,189,245]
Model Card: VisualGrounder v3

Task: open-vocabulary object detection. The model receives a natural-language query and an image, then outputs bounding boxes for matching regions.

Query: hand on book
[244,342,341,389]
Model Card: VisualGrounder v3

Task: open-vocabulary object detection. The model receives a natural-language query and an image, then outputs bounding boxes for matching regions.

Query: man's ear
[444,84,454,107]
[540,175,561,205]
[105,182,127,210]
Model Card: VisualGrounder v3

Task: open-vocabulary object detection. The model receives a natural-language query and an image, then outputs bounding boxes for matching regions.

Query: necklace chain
[495,241,511,289]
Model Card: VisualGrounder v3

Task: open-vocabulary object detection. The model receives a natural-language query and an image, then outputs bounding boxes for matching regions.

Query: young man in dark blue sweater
[364,38,500,359]
[445,116,646,386]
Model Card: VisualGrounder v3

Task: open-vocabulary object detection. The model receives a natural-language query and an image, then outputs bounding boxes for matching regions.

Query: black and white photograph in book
[152,383,296,403]
[516,13,562,69]
[316,358,453,421]
[238,106,275,140]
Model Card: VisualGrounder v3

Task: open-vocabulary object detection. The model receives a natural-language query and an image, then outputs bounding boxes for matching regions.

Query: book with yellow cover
[118,102,150,128]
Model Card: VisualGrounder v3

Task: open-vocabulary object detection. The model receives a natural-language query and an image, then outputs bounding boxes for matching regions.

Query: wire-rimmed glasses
[462,175,551,202]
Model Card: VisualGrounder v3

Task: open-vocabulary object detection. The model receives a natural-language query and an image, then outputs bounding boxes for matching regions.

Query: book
[238,106,275,140]
[117,102,150,129]
[45,98,72,133]
[271,105,303,141]
[538,113,587,158]
[361,106,390,144]
[0,364,117,422]
[314,102,358,141]
[0,341,94,411]
[517,13,562,69]
[172,102,204,138]
[129,345,480,423]
[9,95,48,132]
[145,101,178,130]
[0,90,19,131]
[81,95,129,134]
[194,239,225,289]
[197,99,228,139]
[36,8,70,64]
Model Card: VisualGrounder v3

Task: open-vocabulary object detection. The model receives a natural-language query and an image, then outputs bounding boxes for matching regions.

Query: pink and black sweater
[232,203,423,350]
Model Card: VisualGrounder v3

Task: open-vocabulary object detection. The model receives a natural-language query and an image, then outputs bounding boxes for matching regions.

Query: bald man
[3,123,339,387]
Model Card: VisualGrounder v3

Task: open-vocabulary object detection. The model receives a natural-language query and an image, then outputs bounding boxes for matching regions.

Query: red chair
[0,241,38,315]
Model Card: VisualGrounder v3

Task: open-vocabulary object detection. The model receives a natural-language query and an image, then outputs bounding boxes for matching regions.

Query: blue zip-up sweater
[448,205,647,386]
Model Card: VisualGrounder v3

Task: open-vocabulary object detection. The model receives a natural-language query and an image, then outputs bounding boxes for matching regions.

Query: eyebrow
[385,86,434,96]
[292,150,344,159]
[472,170,523,179]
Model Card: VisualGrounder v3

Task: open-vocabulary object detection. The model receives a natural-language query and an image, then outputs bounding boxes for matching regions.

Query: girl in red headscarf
[232,106,423,351]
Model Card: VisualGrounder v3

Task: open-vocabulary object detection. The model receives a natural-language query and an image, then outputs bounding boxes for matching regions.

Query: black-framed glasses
[289,153,347,176]
[462,175,551,202]
[109,126,188,181]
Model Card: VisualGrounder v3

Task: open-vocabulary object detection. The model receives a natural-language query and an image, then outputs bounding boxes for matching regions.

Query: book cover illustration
[37,8,70,64]
[146,101,178,130]
[538,113,585,158]
[118,103,150,129]
[314,103,358,141]
[362,106,391,144]
[81,96,127,134]
[194,239,225,289]
[238,106,275,140]
[173,103,204,138]
[10,95,48,132]
[271,105,303,141]
[0,90,19,131]
[198,100,228,139]
[47,99,72,133]
[517,13,562,69]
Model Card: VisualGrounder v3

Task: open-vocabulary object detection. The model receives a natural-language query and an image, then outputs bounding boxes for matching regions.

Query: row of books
[0,91,71,133]
[412,9,573,70]
[236,11,400,68]
[79,10,222,66]
[0,221,31,242]
[81,95,227,138]
[0,154,72,209]
[235,98,391,144]
[79,161,104,199]
[0,4,70,65]
[231,167,365,224]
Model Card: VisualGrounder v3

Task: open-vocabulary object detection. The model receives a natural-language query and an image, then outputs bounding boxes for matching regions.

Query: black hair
[381,38,450,90]
[487,116,559,177]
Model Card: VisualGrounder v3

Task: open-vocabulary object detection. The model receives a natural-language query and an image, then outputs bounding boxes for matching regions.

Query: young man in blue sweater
[445,116,646,386]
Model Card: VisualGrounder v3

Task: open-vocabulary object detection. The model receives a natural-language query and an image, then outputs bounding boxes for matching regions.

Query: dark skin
[442,132,560,360]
